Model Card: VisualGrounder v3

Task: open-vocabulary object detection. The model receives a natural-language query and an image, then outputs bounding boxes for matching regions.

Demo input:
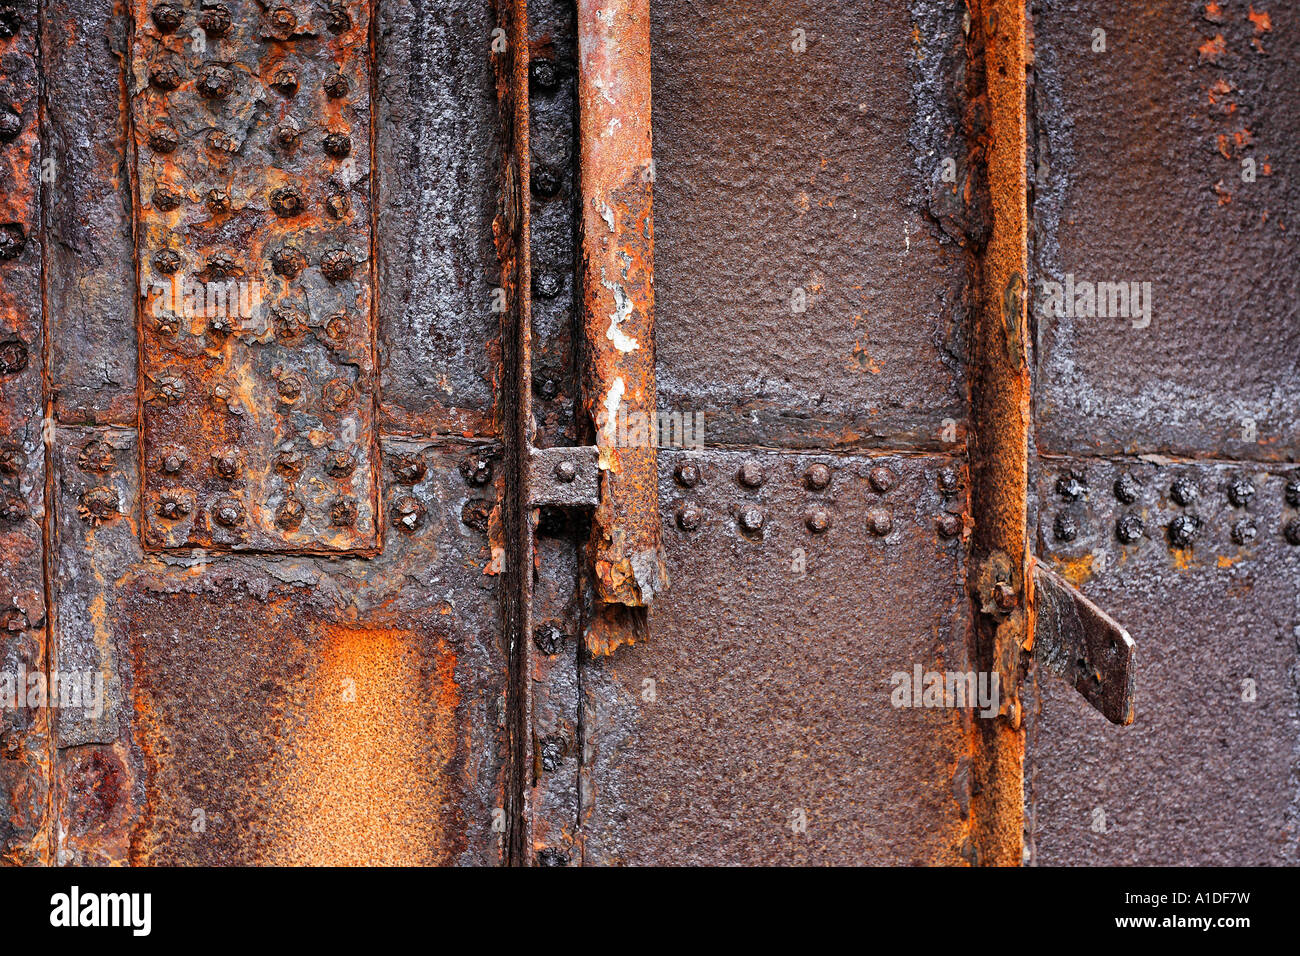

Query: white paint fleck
[602,279,639,352]
[601,377,626,446]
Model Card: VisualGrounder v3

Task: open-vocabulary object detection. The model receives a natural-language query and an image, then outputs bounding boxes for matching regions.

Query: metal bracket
[528,446,600,508]
[1033,562,1136,725]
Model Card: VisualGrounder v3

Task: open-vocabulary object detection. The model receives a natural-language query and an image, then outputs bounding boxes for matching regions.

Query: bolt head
[554,460,577,483]
[1115,513,1144,544]
[938,468,961,496]
[1168,514,1200,548]
[531,163,563,197]
[321,248,355,281]
[460,455,493,486]
[530,59,559,93]
[392,456,426,484]
[805,507,830,533]
[674,462,701,488]
[1227,477,1255,508]
[391,496,425,533]
[868,466,896,493]
[197,4,231,36]
[1113,473,1141,504]
[322,132,352,158]
[737,461,765,488]
[213,497,245,528]
[1230,518,1257,546]
[867,509,893,537]
[1053,512,1078,542]
[1170,476,1199,507]
[738,506,764,534]
[275,498,304,530]
[329,497,358,528]
[1055,471,1087,501]
[937,513,962,538]
[534,624,564,656]
[804,463,831,491]
[152,2,184,31]
[675,506,701,531]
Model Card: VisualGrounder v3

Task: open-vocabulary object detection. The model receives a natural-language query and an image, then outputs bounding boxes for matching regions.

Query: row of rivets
[1054,511,1300,548]
[675,459,963,496]
[1057,470,1299,509]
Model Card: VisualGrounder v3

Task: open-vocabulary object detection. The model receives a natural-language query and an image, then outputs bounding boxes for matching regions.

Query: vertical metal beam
[577,0,666,616]
[968,0,1030,866]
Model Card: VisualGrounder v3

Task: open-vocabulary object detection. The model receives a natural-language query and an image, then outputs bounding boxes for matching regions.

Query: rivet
[274,450,305,480]
[737,506,764,534]
[0,224,25,261]
[149,61,183,91]
[324,449,357,478]
[805,507,830,533]
[1170,476,1199,507]
[205,192,233,219]
[1285,519,1300,547]
[1113,473,1141,504]
[271,245,306,278]
[554,460,577,483]
[274,123,300,151]
[151,311,180,337]
[325,313,351,343]
[937,513,962,538]
[391,455,426,484]
[1227,476,1255,507]
[154,375,185,404]
[674,461,700,488]
[1115,513,1144,544]
[536,849,569,867]
[321,248,355,281]
[323,72,349,98]
[0,6,20,38]
[213,496,245,528]
[1285,477,1300,508]
[275,498,304,530]
[323,1,352,33]
[197,65,234,99]
[212,447,243,479]
[275,373,305,404]
[0,107,22,142]
[804,463,831,491]
[270,69,300,96]
[326,193,351,219]
[321,377,356,411]
[1052,512,1078,542]
[151,2,183,32]
[161,449,187,474]
[155,491,193,520]
[196,4,231,36]
[675,506,701,531]
[460,454,493,486]
[531,162,563,197]
[0,340,28,374]
[533,624,564,656]
[152,188,181,211]
[204,252,238,279]
[151,248,181,275]
[540,736,565,772]
[938,467,961,496]
[329,497,358,528]
[533,270,564,299]
[1167,514,1200,548]
[0,494,26,523]
[737,461,765,488]
[0,446,22,474]
[867,509,892,536]
[148,126,180,153]
[992,581,1018,612]
[868,466,896,493]
[1055,471,1087,501]
[461,499,491,532]
[272,306,308,341]
[77,487,119,526]
[530,59,559,93]
[1230,518,1257,545]
[270,186,303,217]
[391,496,425,533]
[322,132,352,158]
[267,6,297,36]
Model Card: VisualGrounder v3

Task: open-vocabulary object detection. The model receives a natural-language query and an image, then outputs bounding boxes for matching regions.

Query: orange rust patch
[1052,552,1096,587]
[1199,34,1228,64]
[1248,6,1271,32]
[264,626,459,865]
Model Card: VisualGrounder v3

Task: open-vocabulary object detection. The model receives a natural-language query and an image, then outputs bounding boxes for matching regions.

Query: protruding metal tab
[1033,562,1137,725]
[528,445,599,508]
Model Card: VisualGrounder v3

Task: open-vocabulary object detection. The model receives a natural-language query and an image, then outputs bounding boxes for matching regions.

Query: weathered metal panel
[0,0,49,865]
[1026,457,1300,865]
[648,0,972,451]
[374,0,501,439]
[129,0,379,552]
[580,449,975,865]
[1032,0,1300,460]
[54,433,507,864]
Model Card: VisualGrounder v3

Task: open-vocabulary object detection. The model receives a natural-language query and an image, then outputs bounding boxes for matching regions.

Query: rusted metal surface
[374,0,501,440]
[1032,562,1135,725]
[0,0,49,865]
[129,0,379,552]
[648,0,971,452]
[44,0,137,424]
[1032,0,1300,462]
[966,0,1029,866]
[54,432,507,864]
[1025,457,1299,865]
[580,449,975,864]
[577,0,665,609]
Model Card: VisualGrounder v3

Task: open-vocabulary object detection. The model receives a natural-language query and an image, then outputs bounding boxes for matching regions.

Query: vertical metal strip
[968,0,1030,866]
[577,0,666,616]
[0,0,50,865]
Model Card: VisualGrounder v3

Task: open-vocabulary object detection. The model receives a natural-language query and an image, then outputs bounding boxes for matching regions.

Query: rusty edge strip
[967,0,1029,866]
[577,0,665,630]
[495,0,533,865]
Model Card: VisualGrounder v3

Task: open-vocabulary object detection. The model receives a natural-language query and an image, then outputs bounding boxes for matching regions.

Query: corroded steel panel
[129,0,379,551]
[648,0,973,451]
[1032,0,1300,460]
[54,432,507,865]
[0,0,49,865]
[1026,457,1300,865]
[580,449,975,865]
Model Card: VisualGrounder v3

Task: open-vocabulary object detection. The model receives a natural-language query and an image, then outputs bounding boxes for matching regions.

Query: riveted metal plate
[1027,456,1300,865]
[581,449,975,865]
[130,0,378,552]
